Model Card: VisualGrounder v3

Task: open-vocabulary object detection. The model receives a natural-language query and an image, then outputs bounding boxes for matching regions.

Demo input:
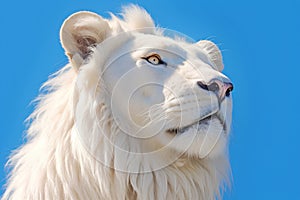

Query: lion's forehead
[133,34,205,57]
[105,33,208,64]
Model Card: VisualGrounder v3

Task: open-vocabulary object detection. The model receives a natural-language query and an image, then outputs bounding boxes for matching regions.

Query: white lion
[2,5,233,200]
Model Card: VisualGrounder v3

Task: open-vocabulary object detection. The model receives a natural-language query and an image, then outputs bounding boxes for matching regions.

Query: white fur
[2,5,232,200]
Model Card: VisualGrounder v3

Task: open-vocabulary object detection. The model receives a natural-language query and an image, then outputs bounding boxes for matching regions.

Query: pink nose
[197,80,233,100]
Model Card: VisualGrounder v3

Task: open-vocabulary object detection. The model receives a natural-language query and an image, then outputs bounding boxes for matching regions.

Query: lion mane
[2,5,232,200]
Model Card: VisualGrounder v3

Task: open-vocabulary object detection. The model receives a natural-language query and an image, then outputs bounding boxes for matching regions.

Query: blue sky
[0,0,299,199]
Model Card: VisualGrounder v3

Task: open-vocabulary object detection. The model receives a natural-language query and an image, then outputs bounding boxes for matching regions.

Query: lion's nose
[197,80,233,100]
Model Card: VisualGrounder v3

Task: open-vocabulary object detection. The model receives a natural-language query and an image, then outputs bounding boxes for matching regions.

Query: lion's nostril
[225,83,233,97]
[197,81,209,91]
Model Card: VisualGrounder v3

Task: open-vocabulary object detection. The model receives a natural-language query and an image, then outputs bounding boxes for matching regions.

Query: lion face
[60,8,233,166]
[100,33,233,159]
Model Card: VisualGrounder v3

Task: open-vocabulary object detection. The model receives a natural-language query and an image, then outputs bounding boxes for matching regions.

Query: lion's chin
[166,114,226,135]
[162,117,228,158]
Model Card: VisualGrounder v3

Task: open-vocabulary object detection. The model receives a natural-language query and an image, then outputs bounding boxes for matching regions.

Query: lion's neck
[125,156,229,200]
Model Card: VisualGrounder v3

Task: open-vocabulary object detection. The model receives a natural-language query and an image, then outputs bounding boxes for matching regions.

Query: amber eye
[142,54,167,66]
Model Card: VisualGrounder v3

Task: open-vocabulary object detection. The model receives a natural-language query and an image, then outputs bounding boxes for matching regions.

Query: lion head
[3,5,233,200]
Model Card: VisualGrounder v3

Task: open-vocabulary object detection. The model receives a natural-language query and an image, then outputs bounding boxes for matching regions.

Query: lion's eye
[142,54,166,66]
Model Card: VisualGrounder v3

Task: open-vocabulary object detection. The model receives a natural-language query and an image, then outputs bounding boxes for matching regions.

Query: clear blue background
[1,0,299,199]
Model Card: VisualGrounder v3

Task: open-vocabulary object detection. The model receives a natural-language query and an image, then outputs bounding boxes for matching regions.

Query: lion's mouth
[166,113,225,134]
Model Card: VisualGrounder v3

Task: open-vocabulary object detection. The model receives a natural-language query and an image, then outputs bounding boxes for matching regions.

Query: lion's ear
[197,40,224,71]
[60,11,111,70]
